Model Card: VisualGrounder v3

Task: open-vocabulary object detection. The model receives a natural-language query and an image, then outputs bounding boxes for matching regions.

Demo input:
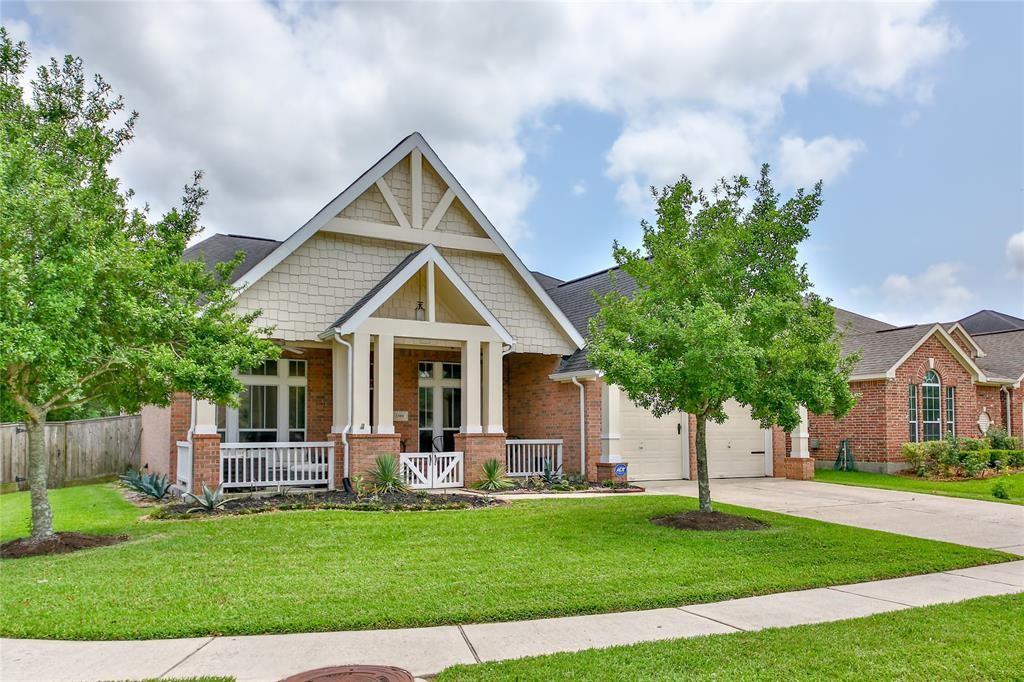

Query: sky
[3,1,1022,324]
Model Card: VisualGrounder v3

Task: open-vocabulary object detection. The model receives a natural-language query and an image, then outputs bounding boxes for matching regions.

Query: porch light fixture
[415,301,426,321]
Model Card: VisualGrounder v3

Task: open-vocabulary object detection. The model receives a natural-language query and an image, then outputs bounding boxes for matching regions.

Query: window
[922,370,941,441]
[217,359,307,443]
[442,362,461,380]
[946,386,956,437]
[908,384,918,442]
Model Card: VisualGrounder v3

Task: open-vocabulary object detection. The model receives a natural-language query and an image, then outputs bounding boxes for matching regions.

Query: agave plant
[475,458,514,491]
[368,454,409,495]
[119,468,144,489]
[183,484,227,513]
[541,459,563,485]
[119,469,172,500]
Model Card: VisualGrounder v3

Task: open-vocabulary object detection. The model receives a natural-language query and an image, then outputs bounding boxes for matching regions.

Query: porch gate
[399,451,464,489]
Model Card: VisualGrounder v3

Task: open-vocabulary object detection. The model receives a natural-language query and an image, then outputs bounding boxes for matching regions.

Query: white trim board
[231,132,585,351]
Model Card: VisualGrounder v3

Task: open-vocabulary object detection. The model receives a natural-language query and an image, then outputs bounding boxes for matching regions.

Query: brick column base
[191,434,222,491]
[596,461,628,485]
[783,457,815,481]
[454,432,506,487]
[347,433,402,480]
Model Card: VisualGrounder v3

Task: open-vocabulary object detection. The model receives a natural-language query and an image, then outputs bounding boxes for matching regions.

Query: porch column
[331,340,350,434]
[791,405,810,458]
[600,383,623,463]
[193,399,218,435]
[350,331,371,434]
[482,341,503,434]
[191,398,221,490]
[461,339,482,433]
[373,333,395,434]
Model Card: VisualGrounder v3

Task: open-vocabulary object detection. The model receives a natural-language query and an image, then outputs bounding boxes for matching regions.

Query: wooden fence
[0,415,141,493]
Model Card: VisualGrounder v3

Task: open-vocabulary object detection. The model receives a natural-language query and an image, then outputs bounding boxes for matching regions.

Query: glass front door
[418,362,461,452]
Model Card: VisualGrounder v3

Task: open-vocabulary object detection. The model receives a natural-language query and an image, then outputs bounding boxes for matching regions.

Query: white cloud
[18,1,959,244]
[571,181,587,197]
[1007,231,1024,277]
[869,262,973,324]
[777,136,865,188]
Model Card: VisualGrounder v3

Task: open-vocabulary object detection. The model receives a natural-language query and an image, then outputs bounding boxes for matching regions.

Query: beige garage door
[706,399,769,478]
[619,399,686,481]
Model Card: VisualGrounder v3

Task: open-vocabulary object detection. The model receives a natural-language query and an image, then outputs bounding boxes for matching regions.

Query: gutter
[333,332,354,491]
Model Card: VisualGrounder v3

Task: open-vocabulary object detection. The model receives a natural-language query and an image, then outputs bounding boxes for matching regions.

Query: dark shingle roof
[957,310,1024,335]
[530,271,565,291]
[833,307,896,334]
[840,325,935,377]
[183,234,281,283]
[975,329,1024,382]
[328,247,427,330]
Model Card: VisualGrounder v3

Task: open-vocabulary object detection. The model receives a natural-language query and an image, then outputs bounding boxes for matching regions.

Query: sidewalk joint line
[158,636,218,679]
[458,624,481,664]
[676,607,745,632]
[941,569,1024,588]
[826,586,916,608]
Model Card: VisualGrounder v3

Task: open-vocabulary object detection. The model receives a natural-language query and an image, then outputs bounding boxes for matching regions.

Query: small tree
[0,32,278,539]
[588,167,857,513]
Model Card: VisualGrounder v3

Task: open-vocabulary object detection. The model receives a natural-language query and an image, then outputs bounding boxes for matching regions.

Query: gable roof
[318,244,515,345]
[183,234,281,283]
[228,132,584,350]
[842,323,990,381]
[833,307,895,334]
[957,309,1024,335]
[974,329,1024,384]
[530,271,565,291]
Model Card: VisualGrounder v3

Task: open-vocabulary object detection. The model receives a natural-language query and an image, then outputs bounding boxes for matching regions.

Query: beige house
[143,133,813,492]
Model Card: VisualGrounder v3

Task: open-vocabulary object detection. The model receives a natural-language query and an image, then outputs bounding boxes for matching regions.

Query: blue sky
[5,1,1022,323]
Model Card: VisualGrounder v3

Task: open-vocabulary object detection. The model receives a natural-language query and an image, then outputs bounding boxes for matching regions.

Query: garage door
[619,399,686,481]
[706,400,769,478]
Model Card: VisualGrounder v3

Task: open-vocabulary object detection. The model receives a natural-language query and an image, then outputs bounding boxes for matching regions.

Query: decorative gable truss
[234,133,584,351]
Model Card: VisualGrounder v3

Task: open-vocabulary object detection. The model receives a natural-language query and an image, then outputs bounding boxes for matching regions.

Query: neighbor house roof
[530,271,565,291]
[957,309,1024,335]
[183,234,281,283]
[974,329,1024,384]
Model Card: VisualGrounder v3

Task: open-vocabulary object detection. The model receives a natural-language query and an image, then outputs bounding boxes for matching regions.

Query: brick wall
[168,392,191,482]
[300,348,333,442]
[392,348,462,452]
[454,432,506,485]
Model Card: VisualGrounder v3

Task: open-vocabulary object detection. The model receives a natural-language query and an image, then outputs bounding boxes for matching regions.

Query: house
[140,133,1023,490]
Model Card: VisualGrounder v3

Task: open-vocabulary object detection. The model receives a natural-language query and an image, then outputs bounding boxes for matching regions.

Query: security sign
[613,463,628,477]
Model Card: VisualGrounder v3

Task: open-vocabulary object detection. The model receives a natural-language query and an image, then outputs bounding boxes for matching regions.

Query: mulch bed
[152,488,503,519]
[1,532,128,560]
[652,511,770,531]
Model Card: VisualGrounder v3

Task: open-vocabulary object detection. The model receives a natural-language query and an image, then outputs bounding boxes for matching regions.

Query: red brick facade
[190,433,221,491]
[808,333,1015,472]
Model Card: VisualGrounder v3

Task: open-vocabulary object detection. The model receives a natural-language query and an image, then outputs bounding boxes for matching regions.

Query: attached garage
[619,397,771,481]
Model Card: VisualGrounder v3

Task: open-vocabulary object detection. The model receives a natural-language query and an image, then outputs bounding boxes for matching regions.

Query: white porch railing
[220,442,334,489]
[505,439,563,477]
[175,441,193,492]
[400,452,464,489]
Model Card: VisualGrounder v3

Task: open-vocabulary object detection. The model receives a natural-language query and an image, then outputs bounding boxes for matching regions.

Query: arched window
[921,370,941,441]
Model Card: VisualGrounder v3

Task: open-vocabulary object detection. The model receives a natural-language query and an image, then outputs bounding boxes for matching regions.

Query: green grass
[816,469,1024,505]
[0,483,1012,640]
[437,594,1024,681]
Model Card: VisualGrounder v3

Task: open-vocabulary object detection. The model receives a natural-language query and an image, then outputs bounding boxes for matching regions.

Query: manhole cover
[280,665,415,682]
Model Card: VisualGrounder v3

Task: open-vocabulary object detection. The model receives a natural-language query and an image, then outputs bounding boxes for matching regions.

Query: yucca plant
[368,454,409,495]
[475,458,514,491]
[183,484,227,513]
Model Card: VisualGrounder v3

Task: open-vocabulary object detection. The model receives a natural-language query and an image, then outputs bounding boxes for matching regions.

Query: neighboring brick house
[139,132,1022,490]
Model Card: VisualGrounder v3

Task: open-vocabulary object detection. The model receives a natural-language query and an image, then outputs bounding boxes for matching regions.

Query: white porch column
[331,340,350,434]
[461,339,482,434]
[482,341,503,434]
[791,405,810,458]
[194,399,218,436]
[350,331,371,434]
[373,333,395,434]
[600,382,623,463]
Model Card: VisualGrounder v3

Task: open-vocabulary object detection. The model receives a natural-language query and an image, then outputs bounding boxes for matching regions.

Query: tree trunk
[26,414,54,539]
[695,412,713,513]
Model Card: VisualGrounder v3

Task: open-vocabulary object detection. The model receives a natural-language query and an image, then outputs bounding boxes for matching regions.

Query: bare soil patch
[652,511,769,531]
[1,532,128,559]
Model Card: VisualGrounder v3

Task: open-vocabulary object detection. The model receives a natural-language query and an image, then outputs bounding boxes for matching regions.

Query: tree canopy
[588,167,857,512]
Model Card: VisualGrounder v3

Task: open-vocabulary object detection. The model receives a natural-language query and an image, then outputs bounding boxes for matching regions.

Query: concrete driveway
[642,478,1024,555]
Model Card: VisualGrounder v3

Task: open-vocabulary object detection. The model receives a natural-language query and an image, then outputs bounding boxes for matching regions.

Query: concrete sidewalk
[2,561,1021,682]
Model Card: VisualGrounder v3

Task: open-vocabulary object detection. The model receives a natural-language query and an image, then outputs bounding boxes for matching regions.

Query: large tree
[0,31,278,539]
[588,167,857,513]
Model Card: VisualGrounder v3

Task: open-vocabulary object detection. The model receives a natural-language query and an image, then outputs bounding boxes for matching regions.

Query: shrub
[475,459,514,491]
[368,454,409,495]
[991,480,1010,500]
[982,449,1024,469]
[184,484,227,512]
[986,426,1020,451]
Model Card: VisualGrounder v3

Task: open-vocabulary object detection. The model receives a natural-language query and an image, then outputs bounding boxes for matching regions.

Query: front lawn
[437,594,1024,681]
[0,484,1011,640]
[816,469,1024,505]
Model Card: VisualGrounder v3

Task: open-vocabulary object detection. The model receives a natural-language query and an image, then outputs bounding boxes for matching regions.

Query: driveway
[642,478,1024,555]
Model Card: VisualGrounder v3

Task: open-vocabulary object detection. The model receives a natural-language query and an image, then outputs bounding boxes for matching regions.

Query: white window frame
[946,385,956,437]
[921,370,942,442]
[908,384,918,443]
[220,359,308,443]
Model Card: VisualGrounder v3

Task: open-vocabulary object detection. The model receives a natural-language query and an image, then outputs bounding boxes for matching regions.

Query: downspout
[570,377,586,477]
[334,332,354,492]
[1002,387,1012,437]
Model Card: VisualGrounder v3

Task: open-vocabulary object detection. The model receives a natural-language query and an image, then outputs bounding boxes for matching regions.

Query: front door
[418,361,462,452]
